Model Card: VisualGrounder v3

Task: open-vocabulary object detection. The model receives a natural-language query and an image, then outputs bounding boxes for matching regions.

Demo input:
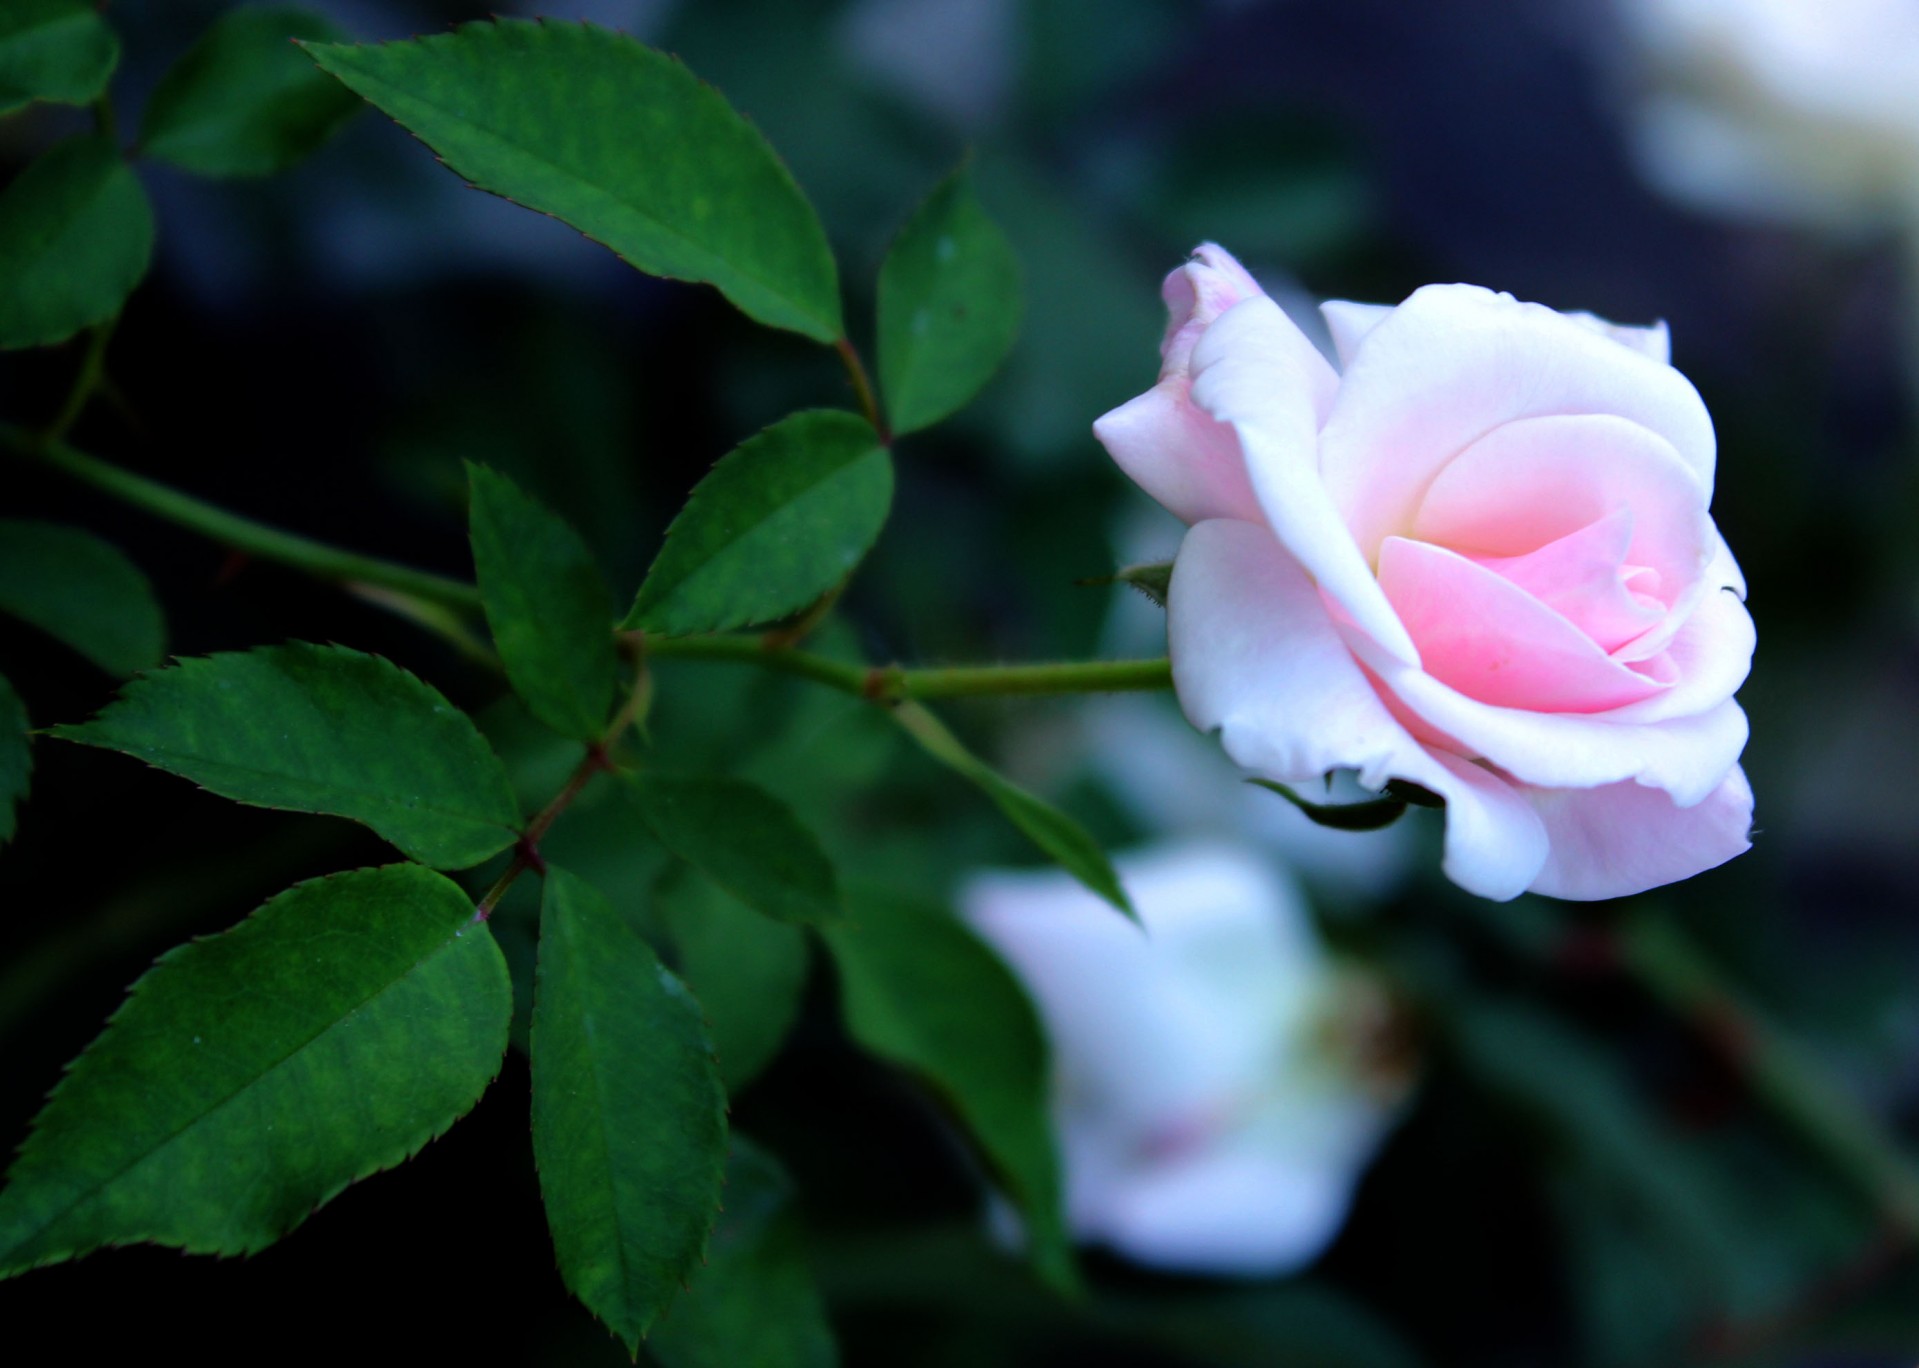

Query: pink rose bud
[1094,245,1755,901]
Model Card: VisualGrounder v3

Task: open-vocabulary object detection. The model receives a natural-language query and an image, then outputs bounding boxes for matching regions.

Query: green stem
[834,336,890,444]
[1618,911,1919,1231]
[44,316,118,442]
[5,426,482,613]
[639,633,1173,701]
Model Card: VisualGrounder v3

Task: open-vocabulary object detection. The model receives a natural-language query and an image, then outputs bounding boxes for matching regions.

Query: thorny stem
[835,336,889,443]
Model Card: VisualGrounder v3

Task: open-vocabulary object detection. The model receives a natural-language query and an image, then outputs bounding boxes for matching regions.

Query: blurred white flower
[960,841,1410,1277]
[1620,0,1919,232]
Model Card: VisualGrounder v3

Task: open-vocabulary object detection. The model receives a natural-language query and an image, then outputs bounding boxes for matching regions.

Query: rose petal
[1564,311,1672,365]
[1467,509,1666,652]
[1319,299,1394,368]
[1094,384,1266,525]
[1378,536,1670,712]
[1319,285,1718,560]
[1160,243,1267,374]
[1604,578,1755,725]
[1348,612,1751,807]
[1170,519,1549,899]
[1410,413,1713,634]
[1525,766,1754,900]
[1185,300,1418,663]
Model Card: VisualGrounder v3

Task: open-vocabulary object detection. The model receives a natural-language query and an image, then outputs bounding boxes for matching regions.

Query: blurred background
[5,0,1919,1363]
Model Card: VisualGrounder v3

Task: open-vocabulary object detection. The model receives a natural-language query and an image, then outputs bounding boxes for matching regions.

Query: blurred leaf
[139,6,360,177]
[878,166,1022,436]
[304,18,843,341]
[1100,559,1171,608]
[0,519,164,674]
[658,870,809,1092]
[466,463,617,741]
[626,410,891,636]
[0,0,117,116]
[0,134,153,351]
[632,771,841,926]
[53,643,521,869]
[650,1137,838,1368]
[0,672,28,844]
[532,868,727,1353]
[1249,779,1408,832]
[0,864,510,1275]
[822,884,1076,1295]
[892,702,1132,919]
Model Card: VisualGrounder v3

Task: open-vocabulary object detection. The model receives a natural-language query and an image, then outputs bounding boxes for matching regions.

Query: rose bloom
[1095,245,1754,901]
[1619,0,1919,232]
[961,842,1406,1277]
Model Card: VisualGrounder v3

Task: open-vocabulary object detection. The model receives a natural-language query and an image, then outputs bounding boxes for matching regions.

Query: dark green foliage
[878,167,1023,436]
[0,672,29,843]
[466,463,617,742]
[632,771,841,926]
[0,865,511,1274]
[0,0,118,116]
[658,870,810,1091]
[0,135,153,351]
[650,1139,838,1368]
[823,884,1076,1295]
[304,18,843,340]
[54,643,521,869]
[139,6,361,177]
[0,519,164,675]
[531,868,729,1353]
[626,410,892,636]
[892,702,1132,918]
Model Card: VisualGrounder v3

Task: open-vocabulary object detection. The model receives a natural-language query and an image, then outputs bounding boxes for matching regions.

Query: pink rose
[1094,245,1755,901]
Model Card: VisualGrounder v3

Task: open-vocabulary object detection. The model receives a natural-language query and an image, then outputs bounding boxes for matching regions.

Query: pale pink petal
[1467,510,1665,652]
[1160,243,1267,374]
[1094,385,1265,525]
[1526,766,1754,900]
[1319,299,1395,367]
[1347,613,1750,806]
[1320,285,1717,559]
[1564,311,1672,365]
[1185,300,1417,663]
[1604,582,1755,724]
[1411,412,1714,659]
[1377,537,1670,712]
[1170,519,1549,899]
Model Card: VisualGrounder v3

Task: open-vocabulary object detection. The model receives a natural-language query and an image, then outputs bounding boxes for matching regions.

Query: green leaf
[139,6,361,178]
[877,166,1022,436]
[822,884,1075,1295]
[658,870,809,1091]
[0,0,118,116]
[632,772,840,927]
[0,134,153,351]
[532,867,728,1353]
[0,519,164,676]
[53,643,521,869]
[1248,779,1409,832]
[649,1138,838,1368]
[0,864,511,1275]
[0,672,30,844]
[1107,560,1172,608]
[892,702,1133,919]
[466,463,617,742]
[303,18,842,340]
[626,409,891,636]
